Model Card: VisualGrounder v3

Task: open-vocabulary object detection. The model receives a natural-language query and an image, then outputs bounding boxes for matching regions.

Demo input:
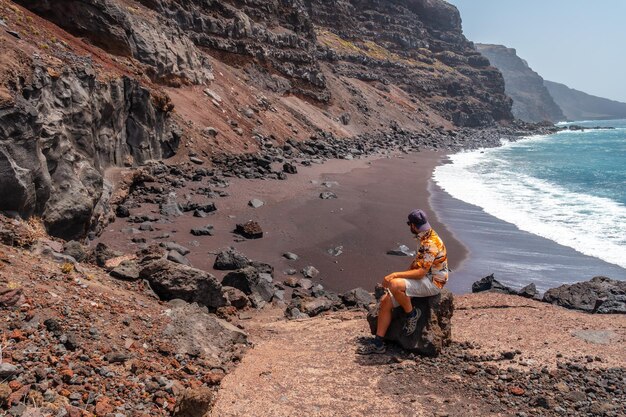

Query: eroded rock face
[367,289,454,356]
[16,0,213,86]
[0,65,180,240]
[476,44,564,123]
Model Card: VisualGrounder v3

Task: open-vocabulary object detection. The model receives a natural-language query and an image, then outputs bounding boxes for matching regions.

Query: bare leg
[389,278,413,313]
[376,294,393,337]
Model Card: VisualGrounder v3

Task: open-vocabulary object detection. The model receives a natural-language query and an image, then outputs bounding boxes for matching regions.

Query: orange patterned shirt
[410,228,449,288]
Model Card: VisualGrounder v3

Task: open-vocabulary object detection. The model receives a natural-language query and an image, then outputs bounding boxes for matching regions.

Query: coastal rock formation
[544,80,626,121]
[543,276,626,314]
[367,289,454,356]
[476,44,565,123]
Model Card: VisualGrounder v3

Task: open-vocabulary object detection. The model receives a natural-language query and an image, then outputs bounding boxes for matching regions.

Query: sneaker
[356,341,386,355]
[402,308,421,336]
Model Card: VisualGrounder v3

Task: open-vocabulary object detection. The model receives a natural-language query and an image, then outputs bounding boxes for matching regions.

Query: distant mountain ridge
[476,44,564,123]
[544,81,626,121]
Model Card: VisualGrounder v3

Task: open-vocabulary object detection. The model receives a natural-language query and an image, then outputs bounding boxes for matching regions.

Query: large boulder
[221,267,274,304]
[543,276,626,314]
[367,289,454,356]
[139,258,226,309]
[163,301,247,361]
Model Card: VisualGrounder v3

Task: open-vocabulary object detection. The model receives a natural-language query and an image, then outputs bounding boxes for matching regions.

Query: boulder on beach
[367,289,454,356]
[543,276,626,314]
[234,221,263,239]
[471,274,516,294]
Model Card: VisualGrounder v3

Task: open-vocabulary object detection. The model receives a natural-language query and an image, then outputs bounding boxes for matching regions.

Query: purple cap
[407,209,431,232]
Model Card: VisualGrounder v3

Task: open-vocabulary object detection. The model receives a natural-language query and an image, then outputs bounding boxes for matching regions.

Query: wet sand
[99,151,467,293]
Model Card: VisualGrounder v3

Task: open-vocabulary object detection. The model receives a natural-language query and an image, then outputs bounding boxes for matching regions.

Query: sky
[446,0,626,102]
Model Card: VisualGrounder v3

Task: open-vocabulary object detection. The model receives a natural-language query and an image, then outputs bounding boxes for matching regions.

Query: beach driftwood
[367,289,454,356]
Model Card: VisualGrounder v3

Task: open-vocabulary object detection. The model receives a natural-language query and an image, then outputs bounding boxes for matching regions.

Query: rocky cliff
[476,44,564,123]
[544,80,626,121]
[1,0,513,239]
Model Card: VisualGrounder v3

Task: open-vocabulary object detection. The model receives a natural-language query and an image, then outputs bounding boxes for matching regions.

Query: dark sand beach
[99,151,468,293]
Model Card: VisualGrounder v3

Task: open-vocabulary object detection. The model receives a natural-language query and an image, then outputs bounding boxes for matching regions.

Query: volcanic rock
[248,199,264,208]
[190,225,214,236]
[161,242,191,256]
[341,288,374,308]
[517,283,538,299]
[139,258,226,309]
[167,250,192,267]
[234,221,263,239]
[301,266,319,279]
[213,248,250,270]
[319,191,337,200]
[471,274,516,294]
[283,163,298,174]
[386,245,415,257]
[0,287,25,308]
[63,241,87,262]
[109,260,140,281]
[367,289,454,356]
[163,302,247,360]
[173,386,215,417]
[543,276,626,313]
[222,286,250,310]
[221,267,274,303]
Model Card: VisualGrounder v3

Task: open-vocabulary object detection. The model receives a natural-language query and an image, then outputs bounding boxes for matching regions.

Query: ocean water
[432,119,626,293]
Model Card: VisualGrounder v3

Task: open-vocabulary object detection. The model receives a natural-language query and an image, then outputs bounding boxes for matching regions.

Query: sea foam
[434,139,626,269]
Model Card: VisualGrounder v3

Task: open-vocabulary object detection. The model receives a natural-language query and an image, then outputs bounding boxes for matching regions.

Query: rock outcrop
[0,62,180,240]
[367,289,454,356]
[544,80,626,121]
[543,276,626,314]
[476,44,564,123]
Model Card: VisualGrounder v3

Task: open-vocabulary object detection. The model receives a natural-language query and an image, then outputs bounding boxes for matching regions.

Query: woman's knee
[389,278,405,294]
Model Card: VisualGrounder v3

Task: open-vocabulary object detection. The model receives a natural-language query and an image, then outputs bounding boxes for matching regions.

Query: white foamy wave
[434,150,626,269]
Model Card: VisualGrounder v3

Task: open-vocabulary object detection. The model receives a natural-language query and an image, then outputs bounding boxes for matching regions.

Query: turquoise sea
[432,119,626,293]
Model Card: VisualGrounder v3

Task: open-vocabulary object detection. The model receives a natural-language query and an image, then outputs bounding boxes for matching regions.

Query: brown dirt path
[212,294,626,417]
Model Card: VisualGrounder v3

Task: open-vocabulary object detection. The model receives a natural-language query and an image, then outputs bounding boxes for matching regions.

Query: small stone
[190,156,204,165]
[0,363,21,380]
[248,199,264,208]
[301,266,319,279]
[319,191,337,199]
[104,352,130,364]
[234,221,263,239]
[386,245,415,257]
[191,225,214,236]
[283,252,299,260]
[327,246,343,257]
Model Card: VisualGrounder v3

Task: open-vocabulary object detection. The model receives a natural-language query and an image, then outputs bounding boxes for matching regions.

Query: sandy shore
[99,150,468,293]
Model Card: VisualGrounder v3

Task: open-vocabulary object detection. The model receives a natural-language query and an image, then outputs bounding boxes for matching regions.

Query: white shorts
[389,277,441,307]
